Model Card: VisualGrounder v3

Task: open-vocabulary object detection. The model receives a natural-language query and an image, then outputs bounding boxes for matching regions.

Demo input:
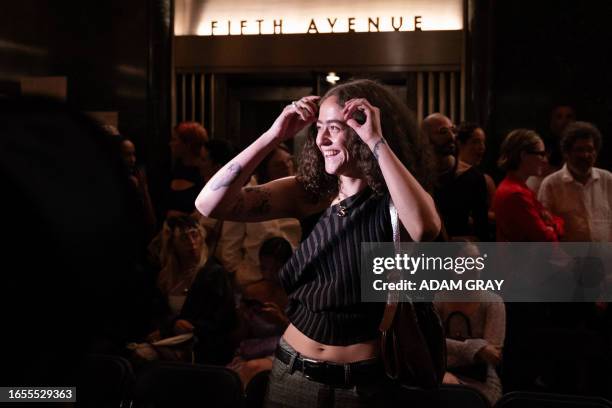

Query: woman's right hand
[267,96,319,142]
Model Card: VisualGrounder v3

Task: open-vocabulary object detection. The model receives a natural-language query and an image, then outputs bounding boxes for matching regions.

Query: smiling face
[316,96,360,177]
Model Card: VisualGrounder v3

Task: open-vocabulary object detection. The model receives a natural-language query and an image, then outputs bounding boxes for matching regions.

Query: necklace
[333,193,348,217]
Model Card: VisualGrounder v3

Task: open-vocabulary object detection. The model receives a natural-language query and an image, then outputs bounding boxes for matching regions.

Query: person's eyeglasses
[525,150,547,157]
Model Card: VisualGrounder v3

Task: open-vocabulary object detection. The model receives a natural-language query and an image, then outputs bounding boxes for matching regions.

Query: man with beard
[422,113,489,241]
[539,121,612,241]
[422,113,457,175]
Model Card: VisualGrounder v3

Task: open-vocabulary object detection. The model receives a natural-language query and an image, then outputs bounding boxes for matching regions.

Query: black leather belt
[275,345,383,386]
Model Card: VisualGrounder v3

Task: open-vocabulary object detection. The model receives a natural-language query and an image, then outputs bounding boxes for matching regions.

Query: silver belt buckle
[300,356,322,380]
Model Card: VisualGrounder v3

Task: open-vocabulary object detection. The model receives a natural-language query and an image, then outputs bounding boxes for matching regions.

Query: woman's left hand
[343,98,383,147]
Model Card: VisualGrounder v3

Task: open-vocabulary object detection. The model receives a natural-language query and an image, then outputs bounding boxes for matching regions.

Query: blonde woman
[157,215,209,313]
[151,215,237,364]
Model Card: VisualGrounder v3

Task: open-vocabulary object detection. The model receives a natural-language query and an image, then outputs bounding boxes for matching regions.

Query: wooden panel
[450,71,457,123]
[200,73,206,125]
[417,72,424,123]
[438,71,447,115]
[427,72,435,114]
[175,30,462,72]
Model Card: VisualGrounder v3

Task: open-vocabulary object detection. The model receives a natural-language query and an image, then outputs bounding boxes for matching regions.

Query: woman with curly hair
[196,79,440,407]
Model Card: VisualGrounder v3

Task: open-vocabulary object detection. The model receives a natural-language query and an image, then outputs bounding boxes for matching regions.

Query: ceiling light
[326,72,340,84]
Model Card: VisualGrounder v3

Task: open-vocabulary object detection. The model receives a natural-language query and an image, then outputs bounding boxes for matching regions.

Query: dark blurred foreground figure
[0,96,151,385]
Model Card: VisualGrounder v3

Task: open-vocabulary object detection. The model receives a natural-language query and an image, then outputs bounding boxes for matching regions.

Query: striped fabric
[280,188,392,345]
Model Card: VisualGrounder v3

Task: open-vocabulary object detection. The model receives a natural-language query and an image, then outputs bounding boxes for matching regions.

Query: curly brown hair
[297,79,434,200]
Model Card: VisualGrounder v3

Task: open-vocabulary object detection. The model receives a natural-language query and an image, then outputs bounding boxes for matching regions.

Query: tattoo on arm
[372,138,386,160]
[244,186,272,216]
[211,163,242,191]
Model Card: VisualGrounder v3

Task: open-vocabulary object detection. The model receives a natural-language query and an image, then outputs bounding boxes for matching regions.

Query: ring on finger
[292,101,298,108]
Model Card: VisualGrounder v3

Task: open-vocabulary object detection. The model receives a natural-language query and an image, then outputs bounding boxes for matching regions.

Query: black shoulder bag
[379,200,447,388]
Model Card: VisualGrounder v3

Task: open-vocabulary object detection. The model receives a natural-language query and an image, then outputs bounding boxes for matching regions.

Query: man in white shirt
[539,121,612,241]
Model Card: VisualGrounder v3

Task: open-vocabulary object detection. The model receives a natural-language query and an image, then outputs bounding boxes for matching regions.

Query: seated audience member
[149,215,237,365]
[255,143,295,184]
[242,236,292,315]
[166,121,209,218]
[538,121,612,242]
[423,115,488,241]
[493,129,564,241]
[154,216,209,322]
[456,122,497,226]
[228,237,293,386]
[435,242,505,405]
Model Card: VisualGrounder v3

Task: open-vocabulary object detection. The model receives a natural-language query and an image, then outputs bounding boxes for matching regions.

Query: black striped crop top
[279,187,392,346]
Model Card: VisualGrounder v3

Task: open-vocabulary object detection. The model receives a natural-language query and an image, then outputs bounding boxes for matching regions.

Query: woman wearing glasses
[196,79,441,407]
[493,129,564,241]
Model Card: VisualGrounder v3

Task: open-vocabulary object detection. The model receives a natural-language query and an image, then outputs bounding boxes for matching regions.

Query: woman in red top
[493,129,564,241]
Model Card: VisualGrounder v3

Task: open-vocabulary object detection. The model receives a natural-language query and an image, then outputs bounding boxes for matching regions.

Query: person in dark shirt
[166,121,209,217]
[195,79,441,407]
[422,115,489,241]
